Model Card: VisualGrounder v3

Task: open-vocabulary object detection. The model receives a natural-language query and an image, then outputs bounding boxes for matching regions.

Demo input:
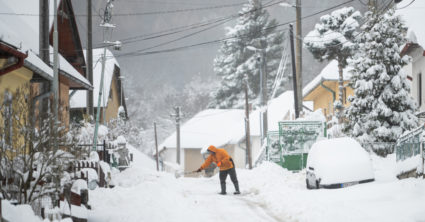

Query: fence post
[103,140,106,162]
[421,141,424,177]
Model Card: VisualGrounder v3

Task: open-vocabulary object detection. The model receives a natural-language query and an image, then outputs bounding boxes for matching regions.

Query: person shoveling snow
[196,145,240,195]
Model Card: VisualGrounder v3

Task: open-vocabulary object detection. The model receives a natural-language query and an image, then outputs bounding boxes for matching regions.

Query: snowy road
[87,146,425,222]
[88,173,280,222]
[88,146,280,222]
[178,177,280,222]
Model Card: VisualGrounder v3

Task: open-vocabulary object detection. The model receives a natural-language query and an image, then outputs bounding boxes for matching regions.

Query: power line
[396,0,416,10]
[114,0,356,58]
[119,0,283,51]
[297,0,394,47]
[118,0,283,45]
[0,2,246,17]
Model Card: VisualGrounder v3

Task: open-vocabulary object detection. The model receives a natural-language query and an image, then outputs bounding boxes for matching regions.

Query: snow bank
[2,200,43,222]
[397,155,422,175]
[86,142,425,222]
[307,137,374,184]
[239,159,425,222]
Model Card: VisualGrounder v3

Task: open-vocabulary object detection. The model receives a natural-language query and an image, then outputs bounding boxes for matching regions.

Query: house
[397,1,425,122]
[158,91,310,174]
[302,60,353,120]
[0,0,92,130]
[70,48,128,123]
[159,109,246,174]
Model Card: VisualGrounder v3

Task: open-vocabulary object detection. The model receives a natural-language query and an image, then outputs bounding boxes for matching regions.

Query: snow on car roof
[159,109,245,150]
[307,137,374,185]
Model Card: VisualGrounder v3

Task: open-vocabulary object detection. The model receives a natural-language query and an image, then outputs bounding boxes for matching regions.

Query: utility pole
[259,39,268,143]
[295,0,303,117]
[39,0,49,63]
[171,106,182,165]
[53,0,59,141]
[93,0,115,151]
[173,107,182,164]
[154,122,159,171]
[289,24,300,118]
[244,79,252,169]
[87,0,94,117]
[52,0,60,208]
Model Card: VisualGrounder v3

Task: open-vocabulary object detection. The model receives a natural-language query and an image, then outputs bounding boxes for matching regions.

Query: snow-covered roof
[250,91,295,136]
[159,109,246,150]
[0,2,54,80]
[0,0,91,89]
[396,0,425,47]
[70,48,119,108]
[303,60,351,97]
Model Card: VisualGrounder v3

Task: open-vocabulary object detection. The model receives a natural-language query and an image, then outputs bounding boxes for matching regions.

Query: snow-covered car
[306,137,374,189]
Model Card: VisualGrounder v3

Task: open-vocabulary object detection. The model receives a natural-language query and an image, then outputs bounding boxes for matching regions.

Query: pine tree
[210,0,284,108]
[345,9,418,155]
[304,7,361,121]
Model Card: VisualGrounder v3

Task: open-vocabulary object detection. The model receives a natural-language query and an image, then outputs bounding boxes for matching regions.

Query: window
[418,73,422,107]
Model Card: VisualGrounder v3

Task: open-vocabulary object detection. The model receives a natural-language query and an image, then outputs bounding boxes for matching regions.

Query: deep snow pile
[2,200,72,222]
[88,146,425,222]
[239,156,425,222]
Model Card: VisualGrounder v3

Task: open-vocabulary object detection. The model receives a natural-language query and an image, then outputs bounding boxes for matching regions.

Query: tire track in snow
[182,177,280,222]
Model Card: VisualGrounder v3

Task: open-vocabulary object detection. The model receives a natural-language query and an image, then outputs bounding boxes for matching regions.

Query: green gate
[277,121,326,171]
[395,125,424,178]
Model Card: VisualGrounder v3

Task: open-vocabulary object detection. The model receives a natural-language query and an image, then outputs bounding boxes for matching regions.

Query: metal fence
[396,125,424,162]
[260,121,326,171]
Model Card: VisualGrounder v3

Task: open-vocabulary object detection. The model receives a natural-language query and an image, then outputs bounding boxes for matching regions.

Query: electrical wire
[118,0,283,46]
[396,0,416,10]
[295,0,393,48]
[114,0,356,58]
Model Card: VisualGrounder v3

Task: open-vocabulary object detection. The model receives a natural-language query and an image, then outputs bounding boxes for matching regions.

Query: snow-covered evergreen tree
[210,0,285,108]
[345,9,418,155]
[304,7,361,121]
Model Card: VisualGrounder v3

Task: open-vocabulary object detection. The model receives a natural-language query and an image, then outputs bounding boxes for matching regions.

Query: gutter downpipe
[320,81,336,102]
[0,43,28,76]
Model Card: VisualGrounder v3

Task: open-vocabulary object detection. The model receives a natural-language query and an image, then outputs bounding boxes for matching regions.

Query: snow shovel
[175,170,199,178]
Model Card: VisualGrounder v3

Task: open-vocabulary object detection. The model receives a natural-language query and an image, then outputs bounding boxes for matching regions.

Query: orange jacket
[200,145,234,171]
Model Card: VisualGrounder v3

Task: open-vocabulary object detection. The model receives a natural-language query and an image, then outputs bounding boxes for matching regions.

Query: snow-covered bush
[0,85,83,211]
[345,9,418,156]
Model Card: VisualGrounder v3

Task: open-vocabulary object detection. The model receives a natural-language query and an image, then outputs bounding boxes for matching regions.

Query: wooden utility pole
[295,0,303,117]
[39,0,49,63]
[289,24,299,118]
[87,0,94,117]
[244,80,252,169]
[171,106,181,164]
[154,122,159,171]
[259,39,268,142]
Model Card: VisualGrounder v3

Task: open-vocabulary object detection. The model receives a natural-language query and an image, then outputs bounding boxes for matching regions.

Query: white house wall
[406,47,425,116]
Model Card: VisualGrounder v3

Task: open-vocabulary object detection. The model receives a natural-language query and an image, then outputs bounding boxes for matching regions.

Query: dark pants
[219,159,239,193]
